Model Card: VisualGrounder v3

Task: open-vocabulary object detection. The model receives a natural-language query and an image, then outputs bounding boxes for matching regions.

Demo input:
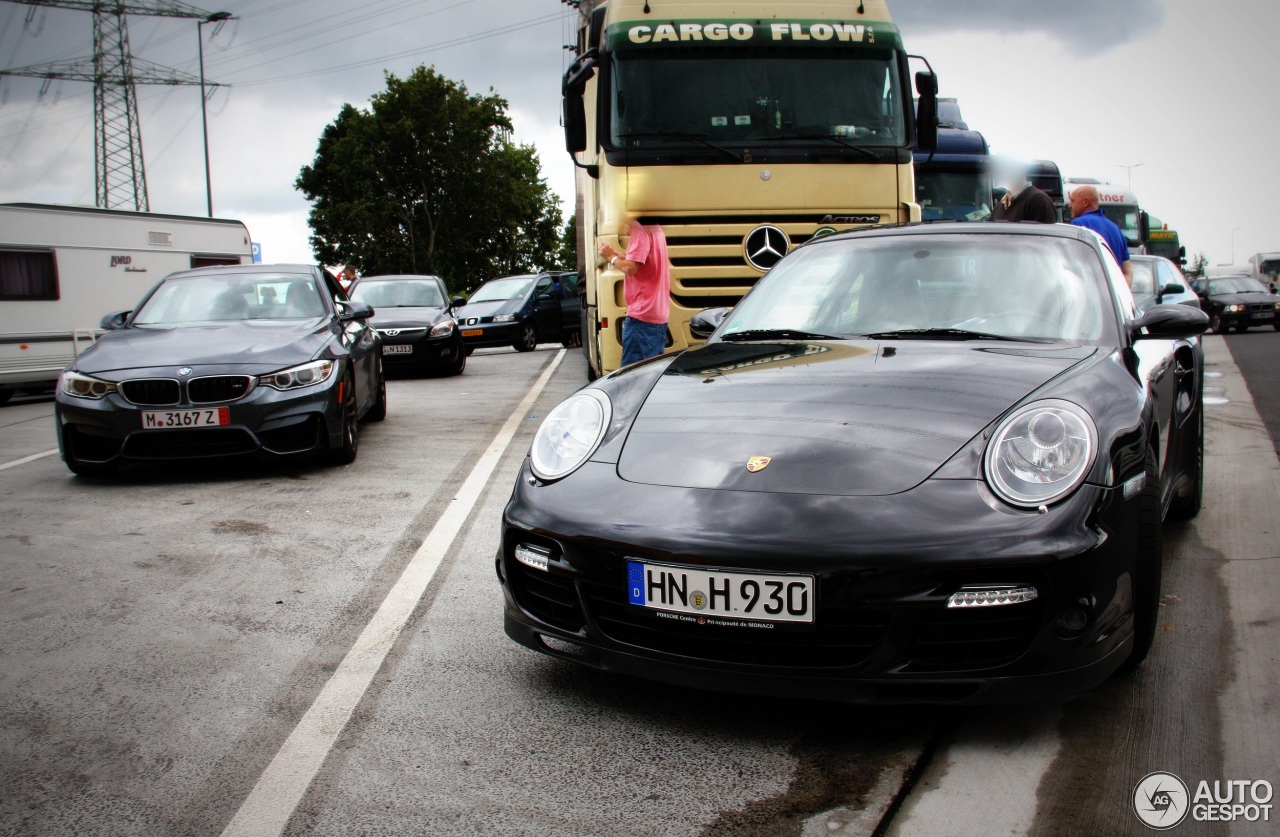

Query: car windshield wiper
[784,133,882,162]
[616,131,743,162]
[720,328,845,342]
[863,328,1033,342]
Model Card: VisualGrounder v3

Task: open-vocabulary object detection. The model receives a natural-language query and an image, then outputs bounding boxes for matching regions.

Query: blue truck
[914,100,992,221]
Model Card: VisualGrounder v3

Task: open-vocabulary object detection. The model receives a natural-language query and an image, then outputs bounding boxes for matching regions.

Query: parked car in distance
[348,274,467,376]
[1129,255,1200,313]
[456,271,580,353]
[54,264,385,475]
[1190,274,1280,333]
[498,223,1209,705]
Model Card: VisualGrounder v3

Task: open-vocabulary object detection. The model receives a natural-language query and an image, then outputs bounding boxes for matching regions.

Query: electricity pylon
[1,1,221,211]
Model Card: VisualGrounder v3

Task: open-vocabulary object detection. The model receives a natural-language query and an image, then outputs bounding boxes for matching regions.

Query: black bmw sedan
[348,274,467,375]
[498,223,1209,704]
[1195,274,1280,333]
[55,264,385,475]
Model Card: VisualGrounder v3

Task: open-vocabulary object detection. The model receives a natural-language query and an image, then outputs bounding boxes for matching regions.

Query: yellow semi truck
[563,0,938,377]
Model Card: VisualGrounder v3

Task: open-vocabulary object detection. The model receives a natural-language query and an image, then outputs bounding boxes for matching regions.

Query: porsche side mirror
[99,310,130,330]
[339,301,375,322]
[689,307,730,340]
[1132,303,1208,341]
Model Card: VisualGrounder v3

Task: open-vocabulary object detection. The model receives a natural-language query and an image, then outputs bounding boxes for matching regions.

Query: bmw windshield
[718,234,1116,344]
[132,273,325,325]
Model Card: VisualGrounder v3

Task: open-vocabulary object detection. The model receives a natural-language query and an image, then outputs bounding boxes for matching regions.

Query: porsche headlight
[984,400,1097,507]
[530,389,611,481]
[61,371,117,400]
[429,320,455,338]
[259,359,335,391]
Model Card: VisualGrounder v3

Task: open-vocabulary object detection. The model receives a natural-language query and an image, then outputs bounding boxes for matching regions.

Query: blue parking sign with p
[251,242,262,263]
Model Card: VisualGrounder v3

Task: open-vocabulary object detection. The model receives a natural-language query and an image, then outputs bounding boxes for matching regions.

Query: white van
[0,203,253,404]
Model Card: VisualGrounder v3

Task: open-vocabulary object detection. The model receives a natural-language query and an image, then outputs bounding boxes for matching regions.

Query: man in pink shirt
[598,218,671,365]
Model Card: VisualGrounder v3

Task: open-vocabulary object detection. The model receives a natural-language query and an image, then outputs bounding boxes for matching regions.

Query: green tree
[1187,251,1209,279]
[555,213,578,271]
[296,67,561,293]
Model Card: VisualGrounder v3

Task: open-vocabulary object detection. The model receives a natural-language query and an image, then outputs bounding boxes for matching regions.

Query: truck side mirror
[562,51,597,155]
[914,71,939,151]
[1139,210,1151,241]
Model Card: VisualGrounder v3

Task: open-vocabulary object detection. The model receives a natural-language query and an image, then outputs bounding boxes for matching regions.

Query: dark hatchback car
[55,264,385,475]
[348,274,467,376]
[1190,274,1279,333]
[456,272,580,352]
[498,223,1209,705]
[1128,255,1200,312]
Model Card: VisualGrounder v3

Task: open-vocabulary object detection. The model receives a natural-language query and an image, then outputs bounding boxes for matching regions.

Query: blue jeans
[621,317,667,365]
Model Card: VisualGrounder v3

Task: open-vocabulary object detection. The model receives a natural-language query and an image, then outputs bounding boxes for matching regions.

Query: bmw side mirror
[339,301,375,322]
[1132,303,1208,341]
[99,310,130,330]
[689,307,730,340]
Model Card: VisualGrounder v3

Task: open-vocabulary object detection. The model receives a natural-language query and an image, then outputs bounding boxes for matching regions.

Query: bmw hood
[615,340,1097,496]
[73,320,334,375]
[1211,292,1276,305]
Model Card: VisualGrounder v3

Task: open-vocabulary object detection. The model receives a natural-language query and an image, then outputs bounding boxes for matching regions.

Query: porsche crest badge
[746,456,772,473]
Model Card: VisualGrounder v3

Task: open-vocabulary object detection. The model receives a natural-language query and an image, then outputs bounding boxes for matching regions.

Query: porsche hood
[615,341,1097,496]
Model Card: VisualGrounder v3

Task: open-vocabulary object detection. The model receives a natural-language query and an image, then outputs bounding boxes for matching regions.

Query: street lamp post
[1116,163,1144,190]
[198,12,232,218]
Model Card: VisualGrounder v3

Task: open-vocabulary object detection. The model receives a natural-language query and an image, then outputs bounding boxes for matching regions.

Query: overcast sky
[1,0,1276,266]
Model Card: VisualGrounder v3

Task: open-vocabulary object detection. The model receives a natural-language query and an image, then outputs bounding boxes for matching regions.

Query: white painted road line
[220,349,568,837]
[0,449,58,472]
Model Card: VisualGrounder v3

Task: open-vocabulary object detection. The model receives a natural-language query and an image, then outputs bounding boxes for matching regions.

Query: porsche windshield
[720,234,1115,344]
[608,48,905,149]
[133,273,325,325]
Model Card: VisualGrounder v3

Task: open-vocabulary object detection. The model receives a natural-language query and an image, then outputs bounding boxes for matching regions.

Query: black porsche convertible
[498,223,1209,704]
[55,264,385,475]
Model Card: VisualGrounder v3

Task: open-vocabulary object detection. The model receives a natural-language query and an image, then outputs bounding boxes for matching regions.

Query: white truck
[0,203,253,404]
[1062,177,1145,253]
[1246,252,1280,291]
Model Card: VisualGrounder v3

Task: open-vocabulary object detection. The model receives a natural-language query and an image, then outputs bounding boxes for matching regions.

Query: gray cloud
[893,0,1167,56]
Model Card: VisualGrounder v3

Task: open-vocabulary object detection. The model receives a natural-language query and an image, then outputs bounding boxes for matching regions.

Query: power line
[228,12,562,88]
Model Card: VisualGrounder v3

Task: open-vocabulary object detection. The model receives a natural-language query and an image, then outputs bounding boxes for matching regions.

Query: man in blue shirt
[1069,185,1133,285]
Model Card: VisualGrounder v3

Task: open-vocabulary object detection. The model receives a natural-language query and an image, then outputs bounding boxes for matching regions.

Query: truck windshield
[609,48,904,149]
[1100,206,1141,243]
[917,171,993,221]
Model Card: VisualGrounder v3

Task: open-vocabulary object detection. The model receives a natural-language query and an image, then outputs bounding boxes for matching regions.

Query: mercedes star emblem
[743,225,790,271]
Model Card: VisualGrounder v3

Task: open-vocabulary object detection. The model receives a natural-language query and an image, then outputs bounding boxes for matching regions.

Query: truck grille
[641,213,861,309]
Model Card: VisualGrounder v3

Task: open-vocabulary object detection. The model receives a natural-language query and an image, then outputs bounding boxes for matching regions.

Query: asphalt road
[0,337,1276,837]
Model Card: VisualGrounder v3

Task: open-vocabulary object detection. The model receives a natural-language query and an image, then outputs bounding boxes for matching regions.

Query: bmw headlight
[429,320,455,338]
[1225,304,1244,313]
[259,359,335,391]
[492,314,517,323]
[61,371,117,400]
[984,399,1097,507]
[530,389,612,481]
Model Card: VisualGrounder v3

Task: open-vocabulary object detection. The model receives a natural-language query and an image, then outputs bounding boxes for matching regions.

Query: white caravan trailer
[0,203,253,404]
